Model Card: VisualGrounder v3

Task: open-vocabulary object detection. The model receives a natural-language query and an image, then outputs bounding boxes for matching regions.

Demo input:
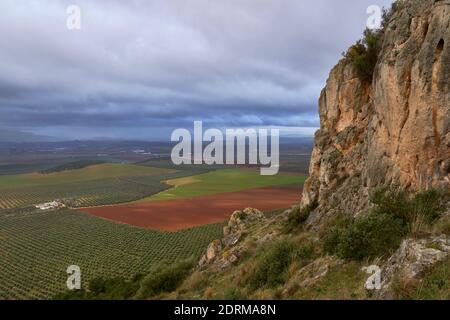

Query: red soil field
[80,186,301,231]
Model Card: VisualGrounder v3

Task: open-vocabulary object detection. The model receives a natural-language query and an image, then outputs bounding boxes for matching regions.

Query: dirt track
[80,186,301,231]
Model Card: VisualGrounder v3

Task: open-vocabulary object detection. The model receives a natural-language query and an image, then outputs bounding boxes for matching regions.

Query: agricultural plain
[0,208,223,299]
[0,159,307,299]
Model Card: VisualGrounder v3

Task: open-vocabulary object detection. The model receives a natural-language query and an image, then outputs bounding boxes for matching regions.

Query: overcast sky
[0,0,393,141]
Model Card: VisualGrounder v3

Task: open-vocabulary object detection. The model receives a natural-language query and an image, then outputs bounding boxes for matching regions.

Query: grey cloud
[0,0,393,140]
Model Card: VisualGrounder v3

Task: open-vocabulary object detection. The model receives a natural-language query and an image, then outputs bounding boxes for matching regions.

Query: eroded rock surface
[302,0,450,225]
[379,235,450,298]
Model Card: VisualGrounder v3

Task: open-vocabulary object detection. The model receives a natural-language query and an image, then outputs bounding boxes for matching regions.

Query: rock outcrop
[302,0,450,225]
[198,208,268,270]
[379,235,450,298]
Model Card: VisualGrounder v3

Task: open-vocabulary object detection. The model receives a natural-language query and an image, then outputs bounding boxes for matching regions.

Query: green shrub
[89,275,142,299]
[343,1,402,82]
[324,186,448,261]
[54,290,89,300]
[134,259,194,299]
[345,29,381,82]
[323,226,346,257]
[292,241,315,261]
[54,274,143,300]
[371,186,447,230]
[246,239,313,290]
[56,259,195,300]
[327,213,407,261]
[370,185,411,221]
[285,202,317,232]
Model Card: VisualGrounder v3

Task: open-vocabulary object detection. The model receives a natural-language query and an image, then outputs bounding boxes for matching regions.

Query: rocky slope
[167,0,450,300]
[302,0,450,226]
[163,205,449,300]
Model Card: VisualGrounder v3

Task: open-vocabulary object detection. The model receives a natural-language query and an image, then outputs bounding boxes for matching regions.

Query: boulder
[198,208,265,269]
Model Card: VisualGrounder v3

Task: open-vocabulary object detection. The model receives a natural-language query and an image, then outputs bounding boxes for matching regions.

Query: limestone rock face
[282,256,343,297]
[378,235,450,298]
[302,0,450,223]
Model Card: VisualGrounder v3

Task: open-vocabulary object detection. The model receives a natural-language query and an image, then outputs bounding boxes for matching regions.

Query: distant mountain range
[0,129,59,143]
[0,128,314,145]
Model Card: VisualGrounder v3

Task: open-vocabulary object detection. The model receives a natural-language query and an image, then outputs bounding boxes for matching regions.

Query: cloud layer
[0,0,393,140]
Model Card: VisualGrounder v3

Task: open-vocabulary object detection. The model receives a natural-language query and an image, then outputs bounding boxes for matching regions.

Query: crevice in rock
[422,21,429,39]
[431,39,444,148]
[396,68,412,156]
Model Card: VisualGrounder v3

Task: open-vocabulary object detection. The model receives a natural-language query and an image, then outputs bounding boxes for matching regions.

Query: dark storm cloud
[0,0,393,140]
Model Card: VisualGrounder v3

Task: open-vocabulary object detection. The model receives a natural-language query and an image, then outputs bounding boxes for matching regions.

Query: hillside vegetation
[164,187,449,300]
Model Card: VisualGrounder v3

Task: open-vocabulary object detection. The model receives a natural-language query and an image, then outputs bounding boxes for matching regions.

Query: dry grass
[292,262,369,300]
[177,271,209,294]
[432,216,450,236]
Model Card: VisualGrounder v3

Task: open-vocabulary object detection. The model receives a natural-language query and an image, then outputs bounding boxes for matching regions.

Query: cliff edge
[302,0,450,226]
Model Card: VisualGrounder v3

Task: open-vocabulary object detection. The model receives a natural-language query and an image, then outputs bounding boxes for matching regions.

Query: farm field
[0,177,168,209]
[0,161,71,176]
[0,160,307,299]
[139,168,307,202]
[81,185,301,231]
[0,163,173,190]
[0,165,207,210]
[0,208,224,299]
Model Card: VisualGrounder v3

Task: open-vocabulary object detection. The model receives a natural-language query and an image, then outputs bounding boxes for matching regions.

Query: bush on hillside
[370,185,411,221]
[54,274,143,300]
[245,239,314,290]
[323,186,448,261]
[371,186,448,232]
[324,212,407,261]
[133,259,194,299]
[54,259,194,300]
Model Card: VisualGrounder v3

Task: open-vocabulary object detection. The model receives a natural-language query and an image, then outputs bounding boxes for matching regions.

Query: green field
[0,208,224,299]
[140,168,307,201]
[0,163,173,190]
[0,170,222,210]
[0,164,306,209]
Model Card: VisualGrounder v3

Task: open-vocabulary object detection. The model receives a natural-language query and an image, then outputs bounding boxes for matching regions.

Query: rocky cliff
[302,0,450,225]
[153,2,450,300]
